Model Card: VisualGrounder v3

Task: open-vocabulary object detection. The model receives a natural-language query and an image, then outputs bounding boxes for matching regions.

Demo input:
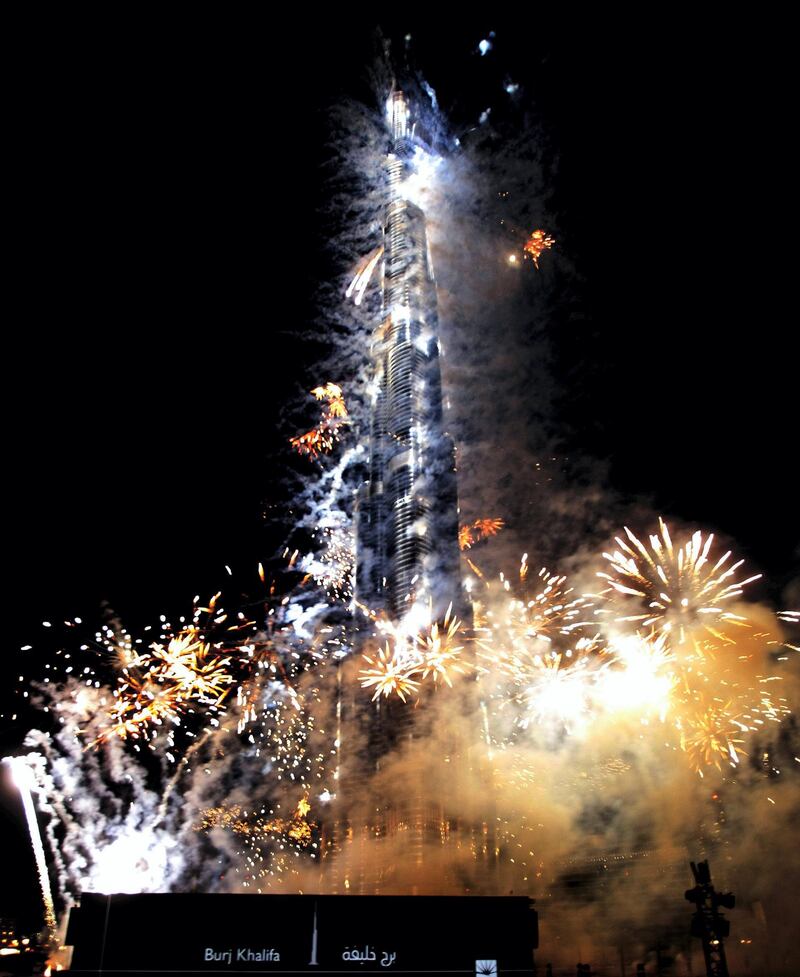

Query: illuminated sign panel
[66,894,537,976]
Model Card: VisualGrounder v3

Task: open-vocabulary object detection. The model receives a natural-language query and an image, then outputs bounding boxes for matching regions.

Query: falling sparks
[300,523,355,601]
[522,229,555,268]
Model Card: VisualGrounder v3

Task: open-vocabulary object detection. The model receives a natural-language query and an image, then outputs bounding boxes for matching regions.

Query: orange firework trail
[459,517,505,550]
[290,383,349,459]
[523,229,555,267]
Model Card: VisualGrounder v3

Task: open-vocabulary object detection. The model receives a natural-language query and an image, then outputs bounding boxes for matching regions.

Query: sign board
[66,893,537,976]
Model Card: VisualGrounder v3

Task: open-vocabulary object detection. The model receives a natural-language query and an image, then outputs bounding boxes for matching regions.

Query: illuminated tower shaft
[323,94,493,894]
[356,91,462,621]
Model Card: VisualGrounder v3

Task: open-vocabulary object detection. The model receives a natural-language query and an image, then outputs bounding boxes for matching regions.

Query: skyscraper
[319,90,492,895]
[354,90,464,625]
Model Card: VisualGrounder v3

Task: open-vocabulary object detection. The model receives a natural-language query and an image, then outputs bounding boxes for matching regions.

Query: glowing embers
[359,603,466,700]
[198,794,317,849]
[522,229,555,268]
[459,517,505,550]
[290,382,349,459]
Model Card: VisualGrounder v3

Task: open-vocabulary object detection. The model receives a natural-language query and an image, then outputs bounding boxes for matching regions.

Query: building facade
[354,90,463,624]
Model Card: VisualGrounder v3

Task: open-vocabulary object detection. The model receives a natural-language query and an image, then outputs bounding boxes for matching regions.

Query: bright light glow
[3,756,56,938]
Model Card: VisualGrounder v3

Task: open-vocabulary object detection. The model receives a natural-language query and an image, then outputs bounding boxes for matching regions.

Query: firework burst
[594,518,761,655]
[459,517,505,550]
[290,383,349,459]
[477,561,594,656]
[415,605,466,687]
[98,629,233,742]
[359,643,420,702]
[678,695,750,772]
[514,639,607,731]
[522,229,555,267]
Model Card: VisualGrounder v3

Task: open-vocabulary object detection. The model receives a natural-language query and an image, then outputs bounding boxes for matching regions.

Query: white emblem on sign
[476,961,498,977]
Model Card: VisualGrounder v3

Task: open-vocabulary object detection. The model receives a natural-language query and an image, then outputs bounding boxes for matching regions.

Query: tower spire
[355,89,464,623]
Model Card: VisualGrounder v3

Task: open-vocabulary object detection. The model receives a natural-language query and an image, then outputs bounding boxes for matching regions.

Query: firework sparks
[11,57,799,934]
[599,631,677,720]
[522,229,555,267]
[199,794,316,848]
[290,427,337,459]
[290,383,349,459]
[415,605,466,687]
[98,629,233,742]
[514,640,606,731]
[359,642,420,702]
[594,518,761,654]
[459,517,505,550]
[300,523,354,601]
[311,382,348,419]
[149,631,233,702]
[679,696,750,772]
[458,525,475,550]
[346,247,384,306]
[477,565,594,662]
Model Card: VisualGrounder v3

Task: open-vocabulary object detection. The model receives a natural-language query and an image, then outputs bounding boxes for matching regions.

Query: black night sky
[3,14,798,941]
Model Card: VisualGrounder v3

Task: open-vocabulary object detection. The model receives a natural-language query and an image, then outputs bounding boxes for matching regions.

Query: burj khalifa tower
[320,90,494,896]
[354,90,465,625]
